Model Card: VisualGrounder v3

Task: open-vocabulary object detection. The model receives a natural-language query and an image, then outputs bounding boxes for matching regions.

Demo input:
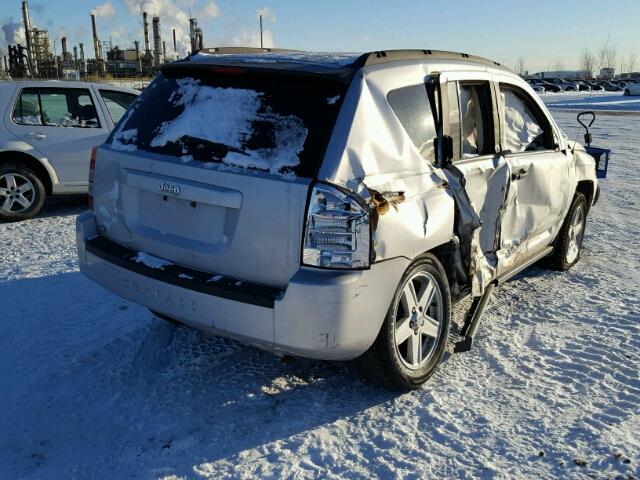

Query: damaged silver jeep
[77,48,602,390]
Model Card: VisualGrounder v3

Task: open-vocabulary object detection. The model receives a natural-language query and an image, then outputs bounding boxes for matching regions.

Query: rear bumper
[76,212,408,360]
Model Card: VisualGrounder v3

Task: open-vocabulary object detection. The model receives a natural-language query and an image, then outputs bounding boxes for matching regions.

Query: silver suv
[77,49,600,389]
[0,80,138,221]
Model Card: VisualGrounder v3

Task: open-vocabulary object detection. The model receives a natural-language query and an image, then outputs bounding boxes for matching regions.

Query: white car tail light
[88,147,97,210]
[302,183,371,269]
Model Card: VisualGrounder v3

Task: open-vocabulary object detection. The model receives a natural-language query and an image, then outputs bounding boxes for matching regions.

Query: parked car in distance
[525,80,545,93]
[570,80,592,91]
[77,49,600,390]
[542,77,578,91]
[0,80,139,221]
[582,80,604,91]
[527,78,561,92]
[597,81,623,92]
[623,82,640,96]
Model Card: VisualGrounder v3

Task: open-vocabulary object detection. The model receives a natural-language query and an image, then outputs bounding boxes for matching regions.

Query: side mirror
[442,135,454,164]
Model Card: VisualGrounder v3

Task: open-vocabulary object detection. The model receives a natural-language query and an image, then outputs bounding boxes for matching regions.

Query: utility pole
[259,14,263,48]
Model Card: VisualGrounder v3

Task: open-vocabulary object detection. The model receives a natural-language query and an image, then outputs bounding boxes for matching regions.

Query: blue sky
[2,0,639,73]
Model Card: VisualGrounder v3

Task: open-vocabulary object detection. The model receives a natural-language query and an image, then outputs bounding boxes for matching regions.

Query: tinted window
[387,84,436,162]
[499,85,553,152]
[458,83,494,158]
[14,88,100,128]
[109,73,346,178]
[12,88,42,125]
[99,90,137,123]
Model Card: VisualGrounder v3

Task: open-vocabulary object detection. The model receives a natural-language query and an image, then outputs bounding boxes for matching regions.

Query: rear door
[440,72,508,290]
[494,80,571,274]
[92,69,347,287]
[7,86,109,185]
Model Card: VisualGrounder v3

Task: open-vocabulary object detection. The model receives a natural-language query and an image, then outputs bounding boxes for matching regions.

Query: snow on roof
[188,51,362,69]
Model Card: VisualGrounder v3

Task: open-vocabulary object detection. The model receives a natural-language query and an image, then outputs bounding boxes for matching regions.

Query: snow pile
[542,92,640,112]
[111,129,138,152]
[132,251,172,270]
[150,78,308,175]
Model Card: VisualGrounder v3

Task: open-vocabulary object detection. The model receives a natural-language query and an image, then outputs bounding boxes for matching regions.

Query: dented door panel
[497,151,570,275]
[451,155,510,294]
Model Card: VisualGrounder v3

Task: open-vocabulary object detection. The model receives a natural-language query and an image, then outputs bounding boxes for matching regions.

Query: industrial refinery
[1,0,205,79]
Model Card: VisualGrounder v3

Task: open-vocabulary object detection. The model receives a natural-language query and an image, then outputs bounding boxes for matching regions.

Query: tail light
[302,183,371,269]
[88,147,97,210]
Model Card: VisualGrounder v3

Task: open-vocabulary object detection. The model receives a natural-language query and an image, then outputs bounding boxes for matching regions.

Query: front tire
[548,193,588,271]
[0,165,46,222]
[357,255,451,390]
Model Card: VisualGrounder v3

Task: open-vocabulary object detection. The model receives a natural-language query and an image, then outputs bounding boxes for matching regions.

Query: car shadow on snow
[1,271,402,477]
[39,194,88,219]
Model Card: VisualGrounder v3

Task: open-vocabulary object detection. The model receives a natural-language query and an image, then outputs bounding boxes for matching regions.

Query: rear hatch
[92,61,349,287]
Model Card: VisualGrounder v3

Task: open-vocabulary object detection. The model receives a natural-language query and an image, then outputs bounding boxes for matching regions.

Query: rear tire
[547,193,588,271]
[357,255,451,390]
[624,89,630,96]
[0,165,46,222]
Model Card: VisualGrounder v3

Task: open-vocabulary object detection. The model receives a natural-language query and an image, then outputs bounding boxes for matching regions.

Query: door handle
[511,168,528,181]
[27,132,47,140]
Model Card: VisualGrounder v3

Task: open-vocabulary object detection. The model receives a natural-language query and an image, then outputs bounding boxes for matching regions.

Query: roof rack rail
[352,49,507,70]
[195,47,305,55]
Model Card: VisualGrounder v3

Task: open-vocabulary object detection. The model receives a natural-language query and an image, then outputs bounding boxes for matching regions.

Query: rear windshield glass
[108,72,346,178]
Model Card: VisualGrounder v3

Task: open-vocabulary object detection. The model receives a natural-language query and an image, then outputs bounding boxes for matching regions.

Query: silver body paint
[77,54,598,360]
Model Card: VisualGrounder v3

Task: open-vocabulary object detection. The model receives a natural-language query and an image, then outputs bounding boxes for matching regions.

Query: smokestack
[197,29,203,50]
[259,14,263,49]
[91,13,100,61]
[79,42,85,61]
[21,1,37,75]
[134,40,141,73]
[189,18,197,53]
[172,28,177,53]
[61,37,68,57]
[143,12,150,56]
[73,45,78,62]
[152,16,162,65]
[162,40,166,60]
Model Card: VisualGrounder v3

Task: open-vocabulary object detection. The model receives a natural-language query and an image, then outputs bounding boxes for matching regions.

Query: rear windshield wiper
[178,135,250,157]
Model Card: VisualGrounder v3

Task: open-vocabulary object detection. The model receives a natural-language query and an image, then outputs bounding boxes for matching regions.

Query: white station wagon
[77,49,601,389]
[0,80,138,221]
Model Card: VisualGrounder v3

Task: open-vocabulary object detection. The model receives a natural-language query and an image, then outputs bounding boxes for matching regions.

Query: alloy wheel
[0,173,36,214]
[393,271,444,370]
[566,204,585,264]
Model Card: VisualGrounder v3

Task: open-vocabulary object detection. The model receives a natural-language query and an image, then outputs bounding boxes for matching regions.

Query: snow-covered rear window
[109,72,346,178]
[499,86,552,152]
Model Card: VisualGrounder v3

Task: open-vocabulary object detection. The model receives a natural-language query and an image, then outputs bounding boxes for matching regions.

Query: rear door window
[99,90,138,123]
[109,73,346,178]
[13,88,100,128]
[387,84,436,162]
[458,83,495,158]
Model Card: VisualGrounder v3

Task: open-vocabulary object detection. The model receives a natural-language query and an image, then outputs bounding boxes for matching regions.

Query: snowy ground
[1,112,639,479]
[541,90,640,113]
